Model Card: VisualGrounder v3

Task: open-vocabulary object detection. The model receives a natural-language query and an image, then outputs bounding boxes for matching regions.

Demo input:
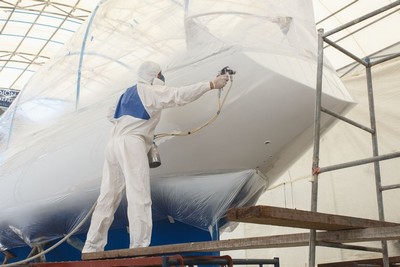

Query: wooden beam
[227,206,399,230]
[82,225,400,260]
[316,241,383,253]
[318,256,400,267]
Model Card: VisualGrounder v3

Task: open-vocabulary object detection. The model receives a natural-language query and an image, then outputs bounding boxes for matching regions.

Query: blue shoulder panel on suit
[114,85,150,120]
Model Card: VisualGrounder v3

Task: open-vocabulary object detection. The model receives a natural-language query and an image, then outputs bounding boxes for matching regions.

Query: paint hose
[154,73,235,140]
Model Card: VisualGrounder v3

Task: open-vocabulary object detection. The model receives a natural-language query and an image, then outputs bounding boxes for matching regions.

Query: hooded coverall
[82,61,212,252]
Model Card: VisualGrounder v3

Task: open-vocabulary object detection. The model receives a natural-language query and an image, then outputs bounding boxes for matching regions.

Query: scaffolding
[309,1,400,267]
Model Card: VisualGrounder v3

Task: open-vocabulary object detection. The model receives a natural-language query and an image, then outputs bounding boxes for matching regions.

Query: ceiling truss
[0,0,93,95]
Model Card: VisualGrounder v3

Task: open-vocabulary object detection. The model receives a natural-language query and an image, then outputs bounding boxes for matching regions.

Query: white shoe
[82,244,102,254]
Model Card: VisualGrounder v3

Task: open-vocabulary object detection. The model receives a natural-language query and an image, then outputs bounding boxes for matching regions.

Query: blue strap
[114,85,150,120]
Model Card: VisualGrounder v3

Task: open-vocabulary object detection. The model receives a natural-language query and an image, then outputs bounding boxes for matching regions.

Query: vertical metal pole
[365,58,389,267]
[162,256,168,267]
[274,257,280,267]
[309,28,324,267]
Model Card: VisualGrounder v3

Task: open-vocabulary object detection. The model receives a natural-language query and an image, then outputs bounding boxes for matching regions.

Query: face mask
[153,72,165,85]
[157,72,165,83]
[152,77,165,86]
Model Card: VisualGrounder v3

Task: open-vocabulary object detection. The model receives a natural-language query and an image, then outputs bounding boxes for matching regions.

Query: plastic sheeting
[151,170,268,232]
[0,0,353,252]
[0,169,266,250]
[0,0,351,152]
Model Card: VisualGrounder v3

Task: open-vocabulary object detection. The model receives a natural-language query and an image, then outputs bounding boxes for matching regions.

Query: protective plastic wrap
[0,169,266,250]
[0,0,353,251]
[151,170,267,231]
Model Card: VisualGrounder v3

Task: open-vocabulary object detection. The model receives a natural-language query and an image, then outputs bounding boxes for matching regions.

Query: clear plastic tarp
[0,169,267,250]
[0,0,354,251]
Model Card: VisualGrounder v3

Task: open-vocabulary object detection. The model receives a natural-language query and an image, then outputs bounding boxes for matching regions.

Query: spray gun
[219,66,236,76]
[218,66,236,98]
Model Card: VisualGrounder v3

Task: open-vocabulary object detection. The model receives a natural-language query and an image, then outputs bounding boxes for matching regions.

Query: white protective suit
[82,61,218,253]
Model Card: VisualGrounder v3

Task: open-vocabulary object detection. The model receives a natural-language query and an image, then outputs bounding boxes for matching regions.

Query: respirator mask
[152,72,165,86]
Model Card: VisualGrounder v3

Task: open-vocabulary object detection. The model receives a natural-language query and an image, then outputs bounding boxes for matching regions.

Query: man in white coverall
[82,61,229,253]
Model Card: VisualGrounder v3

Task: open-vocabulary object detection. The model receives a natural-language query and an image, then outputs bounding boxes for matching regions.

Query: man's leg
[83,140,125,253]
[118,136,152,248]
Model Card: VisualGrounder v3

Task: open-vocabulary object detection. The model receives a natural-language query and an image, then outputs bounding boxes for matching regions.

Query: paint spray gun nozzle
[219,66,236,75]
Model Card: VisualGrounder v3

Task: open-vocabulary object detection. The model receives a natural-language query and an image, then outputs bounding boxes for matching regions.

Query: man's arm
[140,74,229,110]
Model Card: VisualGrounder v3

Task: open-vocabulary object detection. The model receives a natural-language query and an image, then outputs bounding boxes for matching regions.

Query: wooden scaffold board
[227,205,399,230]
[82,225,400,260]
[318,256,400,266]
[82,206,400,261]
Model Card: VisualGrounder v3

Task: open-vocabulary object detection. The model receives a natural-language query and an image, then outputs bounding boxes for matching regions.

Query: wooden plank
[227,205,399,230]
[31,256,165,267]
[318,256,400,267]
[82,225,400,260]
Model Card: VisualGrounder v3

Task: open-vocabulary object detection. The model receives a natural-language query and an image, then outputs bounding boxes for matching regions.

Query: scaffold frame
[309,1,400,266]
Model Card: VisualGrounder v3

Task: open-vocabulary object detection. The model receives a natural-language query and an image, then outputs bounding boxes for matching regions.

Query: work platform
[318,256,400,266]
[30,255,280,267]
[11,205,398,266]
[226,205,400,230]
[79,206,400,264]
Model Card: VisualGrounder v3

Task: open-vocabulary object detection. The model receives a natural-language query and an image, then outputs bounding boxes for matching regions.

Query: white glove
[211,74,229,89]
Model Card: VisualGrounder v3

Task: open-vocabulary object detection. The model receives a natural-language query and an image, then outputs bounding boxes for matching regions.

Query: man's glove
[211,74,229,89]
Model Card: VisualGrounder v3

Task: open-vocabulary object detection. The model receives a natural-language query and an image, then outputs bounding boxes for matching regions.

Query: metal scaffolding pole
[323,0,400,37]
[308,28,324,267]
[323,37,366,66]
[320,106,374,133]
[370,52,400,66]
[318,151,400,174]
[365,58,389,267]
